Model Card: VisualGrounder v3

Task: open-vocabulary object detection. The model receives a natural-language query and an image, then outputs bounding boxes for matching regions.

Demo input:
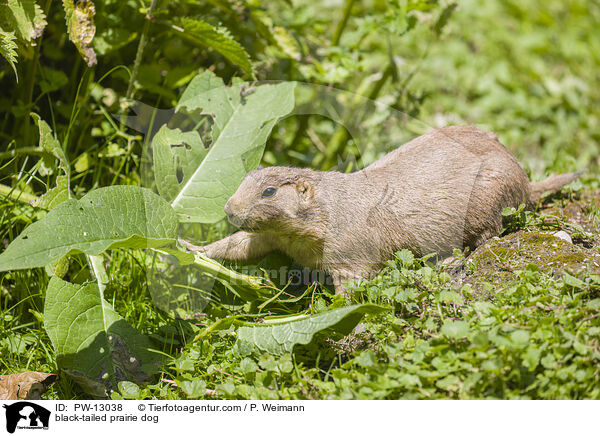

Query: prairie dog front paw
[178,237,206,253]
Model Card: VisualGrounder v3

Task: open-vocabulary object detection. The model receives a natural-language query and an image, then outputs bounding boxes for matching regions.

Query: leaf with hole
[152,126,206,203]
[163,71,295,223]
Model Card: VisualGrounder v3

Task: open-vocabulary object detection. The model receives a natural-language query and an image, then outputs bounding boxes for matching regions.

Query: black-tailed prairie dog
[181,126,580,293]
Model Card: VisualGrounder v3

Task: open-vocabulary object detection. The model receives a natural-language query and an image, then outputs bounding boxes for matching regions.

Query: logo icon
[2,402,50,434]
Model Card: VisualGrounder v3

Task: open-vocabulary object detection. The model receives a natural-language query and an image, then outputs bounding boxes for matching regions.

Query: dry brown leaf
[0,372,57,400]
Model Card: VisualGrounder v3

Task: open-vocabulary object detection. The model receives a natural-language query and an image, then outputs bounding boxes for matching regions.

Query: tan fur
[182,126,580,293]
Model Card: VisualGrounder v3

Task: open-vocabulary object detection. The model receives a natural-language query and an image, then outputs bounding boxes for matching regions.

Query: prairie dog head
[224,167,319,233]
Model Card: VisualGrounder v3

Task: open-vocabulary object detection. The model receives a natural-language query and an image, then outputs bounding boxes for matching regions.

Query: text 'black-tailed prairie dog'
[181,125,580,293]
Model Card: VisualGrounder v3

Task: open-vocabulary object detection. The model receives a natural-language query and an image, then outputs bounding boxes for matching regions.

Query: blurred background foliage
[1,0,599,399]
[1,0,598,197]
[403,0,600,177]
[1,0,598,205]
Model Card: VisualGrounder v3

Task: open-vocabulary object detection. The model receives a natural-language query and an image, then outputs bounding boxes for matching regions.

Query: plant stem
[262,313,310,324]
[0,147,46,160]
[21,0,53,147]
[152,247,275,298]
[125,0,159,102]
[192,253,266,291]
[0,183,39,204]
[331,0,356,46]
[21,44,41,148]
[89,255,108,297]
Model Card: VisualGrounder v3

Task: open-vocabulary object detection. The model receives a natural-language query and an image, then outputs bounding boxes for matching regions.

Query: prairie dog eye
[261,187,277,198]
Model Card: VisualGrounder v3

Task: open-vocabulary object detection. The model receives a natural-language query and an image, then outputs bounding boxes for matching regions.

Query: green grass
[1,190,599,399]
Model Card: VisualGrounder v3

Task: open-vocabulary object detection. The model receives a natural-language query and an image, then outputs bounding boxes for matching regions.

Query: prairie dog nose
[224,199,244,227]
[224,200,233,216]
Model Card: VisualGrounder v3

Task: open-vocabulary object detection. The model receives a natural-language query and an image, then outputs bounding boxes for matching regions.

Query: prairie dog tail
[529,171,583,204]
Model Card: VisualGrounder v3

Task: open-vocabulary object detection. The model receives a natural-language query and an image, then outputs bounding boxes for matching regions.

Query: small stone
[552,231,572,244]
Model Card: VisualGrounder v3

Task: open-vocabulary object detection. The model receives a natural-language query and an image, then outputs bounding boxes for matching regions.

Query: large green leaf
[169,71,295,223]
[44,277,163,397]
[236,305,387,355]
[0,28,17,78]
[0,185,177,271]
[175,18,253,76]
[0,0,46,42]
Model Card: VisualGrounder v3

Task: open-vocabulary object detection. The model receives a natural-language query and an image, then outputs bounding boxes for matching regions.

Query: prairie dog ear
[296,179,314,202]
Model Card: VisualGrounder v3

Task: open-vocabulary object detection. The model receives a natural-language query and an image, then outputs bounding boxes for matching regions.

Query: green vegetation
[1,0,599,399]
